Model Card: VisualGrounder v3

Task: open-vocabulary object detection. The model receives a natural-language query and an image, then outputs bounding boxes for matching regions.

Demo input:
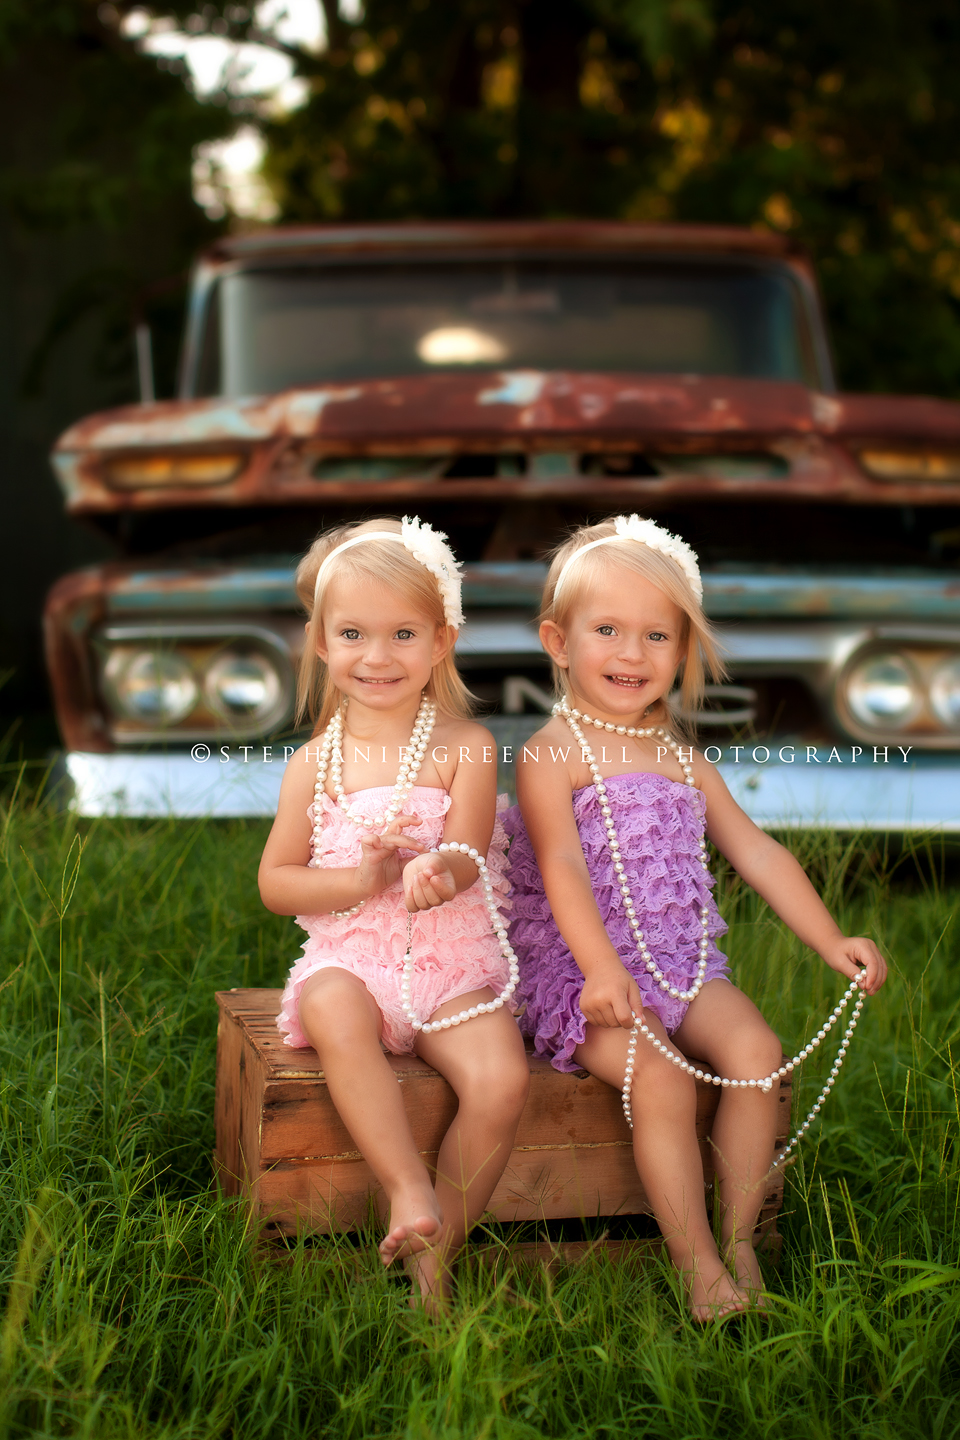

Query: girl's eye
[597,625,617,636]
[341,628,361,640]
[395,629,415,640]
[648,632,669,643]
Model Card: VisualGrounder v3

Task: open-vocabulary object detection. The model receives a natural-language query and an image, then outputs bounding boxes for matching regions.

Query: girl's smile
[606,673,647,689]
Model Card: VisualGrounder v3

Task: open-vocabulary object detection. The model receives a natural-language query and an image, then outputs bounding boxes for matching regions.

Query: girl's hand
[820,935,888,996]
[356,816,426,899]
[579,962,645,1029]
[402,851,458,912]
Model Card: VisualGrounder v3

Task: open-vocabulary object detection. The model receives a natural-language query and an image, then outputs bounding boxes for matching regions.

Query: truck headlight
[101,453,245,490]
[845,652,920,728]
[109,649,199,724]
[930,658,960,729]
[205,649,282,722]
[98,625,295,742]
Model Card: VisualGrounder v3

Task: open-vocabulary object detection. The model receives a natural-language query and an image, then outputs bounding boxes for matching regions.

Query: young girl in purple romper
[507,515,887,1321]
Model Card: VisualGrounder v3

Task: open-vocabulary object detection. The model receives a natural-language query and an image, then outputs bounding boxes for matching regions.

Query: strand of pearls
[622,982,865,1168]
[553,701,866,1161]
[556,703,711,1004]
[555,700,698,787]
[400,841,520,1034]
[326,695,436,828]
[311,695,436,920]
[310,703,516,1033]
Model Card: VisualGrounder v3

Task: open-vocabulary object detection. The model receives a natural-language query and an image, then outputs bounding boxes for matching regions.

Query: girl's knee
[630,1054,696,1111]
[492,1051,531,1111]
[730,1021,782,1079]
[460,1050,530,1116]
[298,972,378,1044]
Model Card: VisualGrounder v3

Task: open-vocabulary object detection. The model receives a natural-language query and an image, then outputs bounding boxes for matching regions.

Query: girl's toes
[689,1297,749,1325]
[378,1214,440,1266]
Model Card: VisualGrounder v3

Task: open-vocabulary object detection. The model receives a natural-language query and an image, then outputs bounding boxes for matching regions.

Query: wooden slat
[213,1001,244,1196]
[239,1019,267,1209]
[260,1074,460,1162]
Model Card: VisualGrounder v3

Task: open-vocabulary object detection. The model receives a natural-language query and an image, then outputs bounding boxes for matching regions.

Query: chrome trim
[100,621,293,648]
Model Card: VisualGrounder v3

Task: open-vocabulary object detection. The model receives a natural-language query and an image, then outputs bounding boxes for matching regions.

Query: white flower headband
[552,514,703,604]
[312,516,465,629]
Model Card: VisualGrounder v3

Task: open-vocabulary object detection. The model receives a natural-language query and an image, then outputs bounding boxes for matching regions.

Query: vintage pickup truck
[45,221,960,827]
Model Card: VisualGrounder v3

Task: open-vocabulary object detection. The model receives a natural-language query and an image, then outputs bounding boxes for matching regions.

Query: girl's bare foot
[728,1238,769,1308]
[378,1186,443,1266]
[684,1263,750,1324]
[404,1249,452,1316]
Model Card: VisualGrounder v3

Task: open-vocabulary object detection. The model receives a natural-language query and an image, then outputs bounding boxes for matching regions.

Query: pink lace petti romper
[276,785,512,1054]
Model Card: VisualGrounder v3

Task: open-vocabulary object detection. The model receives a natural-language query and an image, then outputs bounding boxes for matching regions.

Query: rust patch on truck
[56,374,821,454]
[43,569,112,753]
[53,372,960,514]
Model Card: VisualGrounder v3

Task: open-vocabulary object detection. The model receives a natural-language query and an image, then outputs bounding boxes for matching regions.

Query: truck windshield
[196,259,819,397]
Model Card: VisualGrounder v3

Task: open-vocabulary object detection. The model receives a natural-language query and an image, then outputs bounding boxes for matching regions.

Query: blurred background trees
[257,0,960,395]
[0,0,226,723]
[3,0,960,722]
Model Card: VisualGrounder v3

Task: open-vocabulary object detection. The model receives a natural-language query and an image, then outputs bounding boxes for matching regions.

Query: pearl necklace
[325,695,436,829]
[554,701,865,1164]
[556,703,711,1004]
[311,703,518,1032]
[312,696,436,919]
[624,981,865,1168]
[401,842,520,1034]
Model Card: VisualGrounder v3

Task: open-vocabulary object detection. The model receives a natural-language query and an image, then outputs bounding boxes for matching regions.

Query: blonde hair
[540,517,726,736]
[295,517,474,734]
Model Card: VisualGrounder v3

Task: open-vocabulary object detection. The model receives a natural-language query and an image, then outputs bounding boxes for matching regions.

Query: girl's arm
[258,742,427,916]
[401,721,500,911]
[697,761,888,995]
[516,737,644,1028]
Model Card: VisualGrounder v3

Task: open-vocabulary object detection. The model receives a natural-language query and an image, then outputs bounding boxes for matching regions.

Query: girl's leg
[297,968,442,1264]
[673,980,782,1295]
[411,988,530,1304]
[575,1017,747,1320]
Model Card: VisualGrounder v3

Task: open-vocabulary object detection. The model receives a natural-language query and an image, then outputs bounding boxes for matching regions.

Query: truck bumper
[63,740,960,830]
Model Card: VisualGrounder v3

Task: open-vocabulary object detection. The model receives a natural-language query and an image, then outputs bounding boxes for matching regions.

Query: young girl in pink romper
[259,517,527,1307]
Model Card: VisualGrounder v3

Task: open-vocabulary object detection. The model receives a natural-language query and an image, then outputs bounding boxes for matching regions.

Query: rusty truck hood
[56,371,960,450]
[51,371,960,514]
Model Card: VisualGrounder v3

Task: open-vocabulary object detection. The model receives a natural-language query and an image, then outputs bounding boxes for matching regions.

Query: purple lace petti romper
[505,771,731,1073]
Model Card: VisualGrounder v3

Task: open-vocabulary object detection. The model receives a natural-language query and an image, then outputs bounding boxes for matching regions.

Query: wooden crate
[215,988,791,1249]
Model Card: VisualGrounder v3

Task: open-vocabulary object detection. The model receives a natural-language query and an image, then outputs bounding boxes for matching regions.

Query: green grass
[1,772,960,1439]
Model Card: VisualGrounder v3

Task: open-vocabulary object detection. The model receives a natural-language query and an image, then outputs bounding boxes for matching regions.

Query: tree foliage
[0,0,229,399]
[0,0,230,710]
[255,0,960,396]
